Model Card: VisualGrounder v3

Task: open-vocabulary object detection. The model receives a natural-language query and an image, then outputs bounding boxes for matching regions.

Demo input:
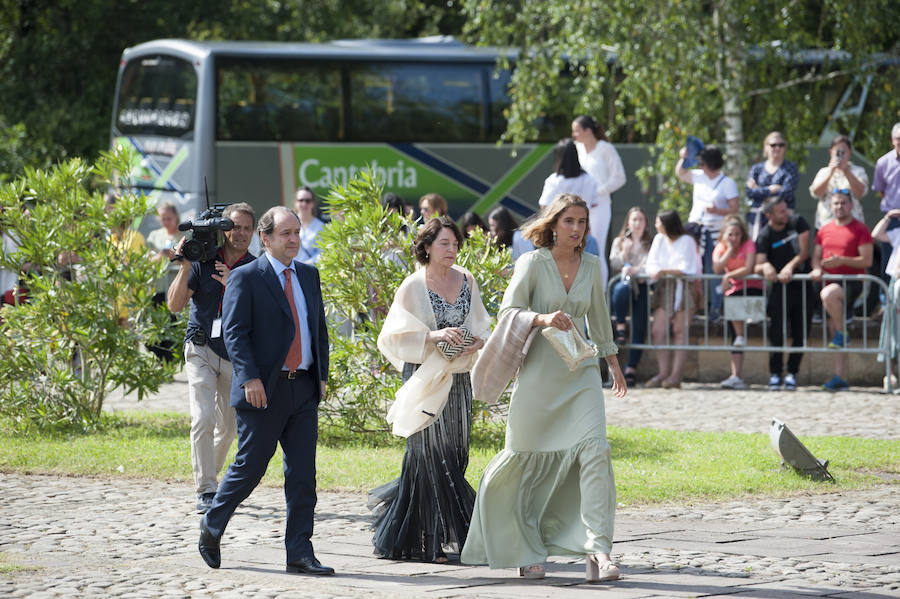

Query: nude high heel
[585,555,620,582]
[518,564,545,579]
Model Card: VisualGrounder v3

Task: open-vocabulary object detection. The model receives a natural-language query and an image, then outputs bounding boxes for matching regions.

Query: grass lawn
[2,412,898,506]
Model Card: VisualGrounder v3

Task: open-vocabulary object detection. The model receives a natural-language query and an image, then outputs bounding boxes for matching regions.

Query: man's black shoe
[198,517,221,569]
[196,492,215,514]
[286,556,335,575]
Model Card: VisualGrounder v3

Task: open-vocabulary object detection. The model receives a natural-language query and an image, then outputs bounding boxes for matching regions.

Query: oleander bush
[316,172,511,432]
[0,149,180,432]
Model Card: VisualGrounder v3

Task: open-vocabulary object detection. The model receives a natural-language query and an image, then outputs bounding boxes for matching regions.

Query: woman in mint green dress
[461,193,626,582]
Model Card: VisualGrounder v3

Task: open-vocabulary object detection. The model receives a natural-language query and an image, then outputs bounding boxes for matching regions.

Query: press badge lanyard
[210,249,249,339]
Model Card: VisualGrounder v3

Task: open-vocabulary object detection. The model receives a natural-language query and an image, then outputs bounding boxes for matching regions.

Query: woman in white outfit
[538,138,600,210]
[572,115,626,286]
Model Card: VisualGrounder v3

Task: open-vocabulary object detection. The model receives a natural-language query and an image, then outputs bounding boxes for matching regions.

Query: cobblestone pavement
[1,474,898,598]
[3,373,895,597]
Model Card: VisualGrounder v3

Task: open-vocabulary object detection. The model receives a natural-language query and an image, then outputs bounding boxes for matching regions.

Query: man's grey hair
[258,206,300,237]
[892,122,900,139]
[223,202,256,226]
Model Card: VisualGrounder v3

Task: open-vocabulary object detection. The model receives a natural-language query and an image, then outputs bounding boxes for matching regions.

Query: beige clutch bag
[541,321,598,371]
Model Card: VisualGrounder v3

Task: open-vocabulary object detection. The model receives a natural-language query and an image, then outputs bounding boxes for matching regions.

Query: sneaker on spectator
[883,374,898,391]
[732,335,746,347]
[823,375,849,392]
[811,310,823,324]
[783,373,797,391]
[720,375,746,389]
[828,331,846,349]
[768,374,782,390]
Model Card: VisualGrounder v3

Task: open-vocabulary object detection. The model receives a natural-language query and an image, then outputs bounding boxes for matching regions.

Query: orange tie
[283,268,303,370]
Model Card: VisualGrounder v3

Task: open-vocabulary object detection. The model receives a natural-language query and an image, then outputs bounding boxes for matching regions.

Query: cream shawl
[377,264,492,437]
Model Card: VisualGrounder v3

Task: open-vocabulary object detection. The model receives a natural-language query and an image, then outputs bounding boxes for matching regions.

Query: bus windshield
[115,55,197,139]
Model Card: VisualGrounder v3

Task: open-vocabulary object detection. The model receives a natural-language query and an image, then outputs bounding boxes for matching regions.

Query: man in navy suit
[198,206,333,575]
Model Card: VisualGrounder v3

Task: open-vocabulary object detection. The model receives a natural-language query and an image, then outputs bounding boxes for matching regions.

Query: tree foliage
[0,0,464,174]
[0,149,179,432]
[462,0,900,211]
[316,172,510,432]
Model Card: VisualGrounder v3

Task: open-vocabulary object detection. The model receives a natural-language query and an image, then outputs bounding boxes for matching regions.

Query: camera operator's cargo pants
[185,340,237,495]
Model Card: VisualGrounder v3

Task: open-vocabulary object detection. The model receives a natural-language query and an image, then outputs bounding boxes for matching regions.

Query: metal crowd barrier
[606,272,894,392]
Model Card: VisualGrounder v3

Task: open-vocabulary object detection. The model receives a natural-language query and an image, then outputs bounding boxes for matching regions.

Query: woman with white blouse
[538,138,600,209]
[645,210,702,389]
[571,115,626,285]
[809,135,868,228]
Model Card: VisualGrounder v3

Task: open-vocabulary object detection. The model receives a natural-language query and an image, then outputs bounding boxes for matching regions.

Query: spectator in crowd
[146,201,185,361]
[487,206,533,261]
[538,138,600,210]
[645,209,702,389]
[713,215,764,389]
[872,123,900,290]
[293,186,325,265]
[372,217,490,563]
[809,135,868,228]
[676,144,740,323]
[147,202,184,263]
[167,203,256,513]
[754,196,811,391]
[745,131,799,238]
[571,115,626,285]
[609,207,652,386]
[810,190,873,391]
[1,209,21,301]
[871,208,900,390]
[381,192,406,217]
[419,193,448,221]
[460,210,488,236]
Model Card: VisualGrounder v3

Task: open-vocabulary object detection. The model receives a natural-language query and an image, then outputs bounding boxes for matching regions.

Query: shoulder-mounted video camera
[177,204,233,262]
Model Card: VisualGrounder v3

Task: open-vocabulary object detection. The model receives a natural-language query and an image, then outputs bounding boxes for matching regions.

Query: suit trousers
[204,370,320,563]
[185,341,237,495]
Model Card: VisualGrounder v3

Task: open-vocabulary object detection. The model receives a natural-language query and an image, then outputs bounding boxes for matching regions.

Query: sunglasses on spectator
[768,142,786,147]
[296,198,315,203]
[831,188,851,195]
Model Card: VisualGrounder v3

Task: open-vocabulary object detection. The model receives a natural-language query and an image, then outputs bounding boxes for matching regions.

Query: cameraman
[167,202,256,513]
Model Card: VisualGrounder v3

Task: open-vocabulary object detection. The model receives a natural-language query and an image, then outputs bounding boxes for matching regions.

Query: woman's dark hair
[460,210,488,234]
[553,138,585,178]
[487,206,519,248]
[412,216,463,265]
[830,134,853,151]
[697,145,724,171]
[656,209,685,240]
[381,192,405,216]
[573,114,608,142]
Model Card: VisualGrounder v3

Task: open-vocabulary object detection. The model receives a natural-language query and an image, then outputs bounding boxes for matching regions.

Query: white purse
[541,320,598,371]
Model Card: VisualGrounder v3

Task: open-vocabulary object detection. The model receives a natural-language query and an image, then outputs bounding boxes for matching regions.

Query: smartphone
[836,148,846,160]
[624,230,632,239]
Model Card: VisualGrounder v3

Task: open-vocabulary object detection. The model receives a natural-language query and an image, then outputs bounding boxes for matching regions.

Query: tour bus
[110,37,652,226]
[111,38,892,231]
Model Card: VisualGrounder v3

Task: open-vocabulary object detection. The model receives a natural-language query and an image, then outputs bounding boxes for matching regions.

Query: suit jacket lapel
[259,256,292,319]
[296,262,318,329]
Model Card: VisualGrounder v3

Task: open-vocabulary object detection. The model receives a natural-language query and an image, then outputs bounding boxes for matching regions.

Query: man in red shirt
[810,190,873,391]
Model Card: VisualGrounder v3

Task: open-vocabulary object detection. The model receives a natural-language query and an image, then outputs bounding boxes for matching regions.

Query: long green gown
[460,248,618,568]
